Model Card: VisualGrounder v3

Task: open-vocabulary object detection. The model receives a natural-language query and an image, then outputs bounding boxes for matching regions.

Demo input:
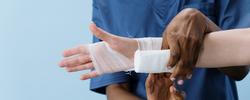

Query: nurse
[61,0,250,100]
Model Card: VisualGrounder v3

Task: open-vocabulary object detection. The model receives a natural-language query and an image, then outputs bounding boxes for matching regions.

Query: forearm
[196,28,250,67]
[136,29,250,68]
[106,83,141,100]
[136,29,250,70]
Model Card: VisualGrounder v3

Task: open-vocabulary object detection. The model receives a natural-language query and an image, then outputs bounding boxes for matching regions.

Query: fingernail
[170,77,176,81]
[170,86,175,93]
[170,86,177,93]
[66,68,72,72]
[187,74,192,79]
[59,62,65,67]
[80,76,86,80]
[178,80,184,85]
[173,87,177,91]
[167,66,172,69]
[80,76,87,80]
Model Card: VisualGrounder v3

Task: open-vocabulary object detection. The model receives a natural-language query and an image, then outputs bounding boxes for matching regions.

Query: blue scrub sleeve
[90,71,131,94]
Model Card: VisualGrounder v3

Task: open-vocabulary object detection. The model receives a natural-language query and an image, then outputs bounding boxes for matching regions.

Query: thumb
[89,23,114,43]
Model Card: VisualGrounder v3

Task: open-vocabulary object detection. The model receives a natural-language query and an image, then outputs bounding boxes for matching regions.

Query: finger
[180,65,194,80]
[146,74,152,88]
[167,34,181,68]
[170,60,183,80]
[170,85,177,93]
[66,63,94,72]
[177,80,184,85]
[146,74,155,94]
[59,54,91,67]
[63,45,89,57]
[89,23,114,43]
[80,71,99,80]
[161,35,170,49]
[186,74,192,79]
[171,69,189,84]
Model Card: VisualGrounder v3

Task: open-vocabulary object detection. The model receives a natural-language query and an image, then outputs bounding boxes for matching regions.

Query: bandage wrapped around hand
[88,37,172,75]
[88,42,133,75]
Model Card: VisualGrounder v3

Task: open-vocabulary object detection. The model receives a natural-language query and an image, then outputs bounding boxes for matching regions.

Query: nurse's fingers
[167,34,181,68]
[63,45,89,57]
[66,63,94,72]
[170,85,177,93]
[170,62,193,85]
[146,74,156,94]
[59,54,91,67]
[89,23,115,43]
[161,33,170,49]
[170,60,184,81]
[80,71,99,80]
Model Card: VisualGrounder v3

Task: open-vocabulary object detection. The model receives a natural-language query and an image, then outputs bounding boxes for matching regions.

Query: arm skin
[106,83,141,100]
[196,29,250,80]
[198,28,250,67]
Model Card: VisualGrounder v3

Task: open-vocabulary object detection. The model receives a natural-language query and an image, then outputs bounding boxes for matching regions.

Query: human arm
[59,23,250,79]
[161,8,249,81]
[135,29,250,70]
[197,28,250,80]
[197,28,250,67]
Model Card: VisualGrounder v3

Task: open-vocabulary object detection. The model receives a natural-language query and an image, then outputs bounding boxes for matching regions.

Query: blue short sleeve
[90,71,130,94]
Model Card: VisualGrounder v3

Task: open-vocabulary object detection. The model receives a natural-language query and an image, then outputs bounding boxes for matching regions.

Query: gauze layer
[88,37,164,75]
[136,38,162,50]
[134,50,174,73]
[88,42,133,75]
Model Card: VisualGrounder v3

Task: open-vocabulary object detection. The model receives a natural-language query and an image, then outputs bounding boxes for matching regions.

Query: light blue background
[0,0,249,100]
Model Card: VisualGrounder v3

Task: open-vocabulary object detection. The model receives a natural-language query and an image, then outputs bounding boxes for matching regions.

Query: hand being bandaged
[87,42,133,75]
[87,37,166,75]
[59,23,166,79]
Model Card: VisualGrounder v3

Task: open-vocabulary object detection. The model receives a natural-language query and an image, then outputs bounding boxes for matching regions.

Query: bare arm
[195,28,250,80]
[197,28,250,67]
[106,83,141,100]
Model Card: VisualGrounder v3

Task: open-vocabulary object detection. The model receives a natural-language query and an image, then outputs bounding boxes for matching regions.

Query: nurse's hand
[146,73,184,100]
[162,8,220,84]
[59,23,138,80]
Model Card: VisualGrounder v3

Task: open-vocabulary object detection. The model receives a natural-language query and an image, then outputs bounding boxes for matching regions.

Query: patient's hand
[59,23,138,80]
[161,8,220,82]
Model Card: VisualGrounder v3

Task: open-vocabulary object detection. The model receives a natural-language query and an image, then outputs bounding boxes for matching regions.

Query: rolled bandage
[134,50,174,73]
[88,42,133,75]
[136,38,162,50]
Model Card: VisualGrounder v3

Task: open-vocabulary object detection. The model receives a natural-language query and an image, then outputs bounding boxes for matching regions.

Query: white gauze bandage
[88,37,171,74]
[134,50,174,73]
[136,38,162,50]
[88,42,133,75]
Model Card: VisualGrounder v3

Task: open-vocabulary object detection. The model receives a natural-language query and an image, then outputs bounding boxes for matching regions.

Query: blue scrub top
[90,0,250,100]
